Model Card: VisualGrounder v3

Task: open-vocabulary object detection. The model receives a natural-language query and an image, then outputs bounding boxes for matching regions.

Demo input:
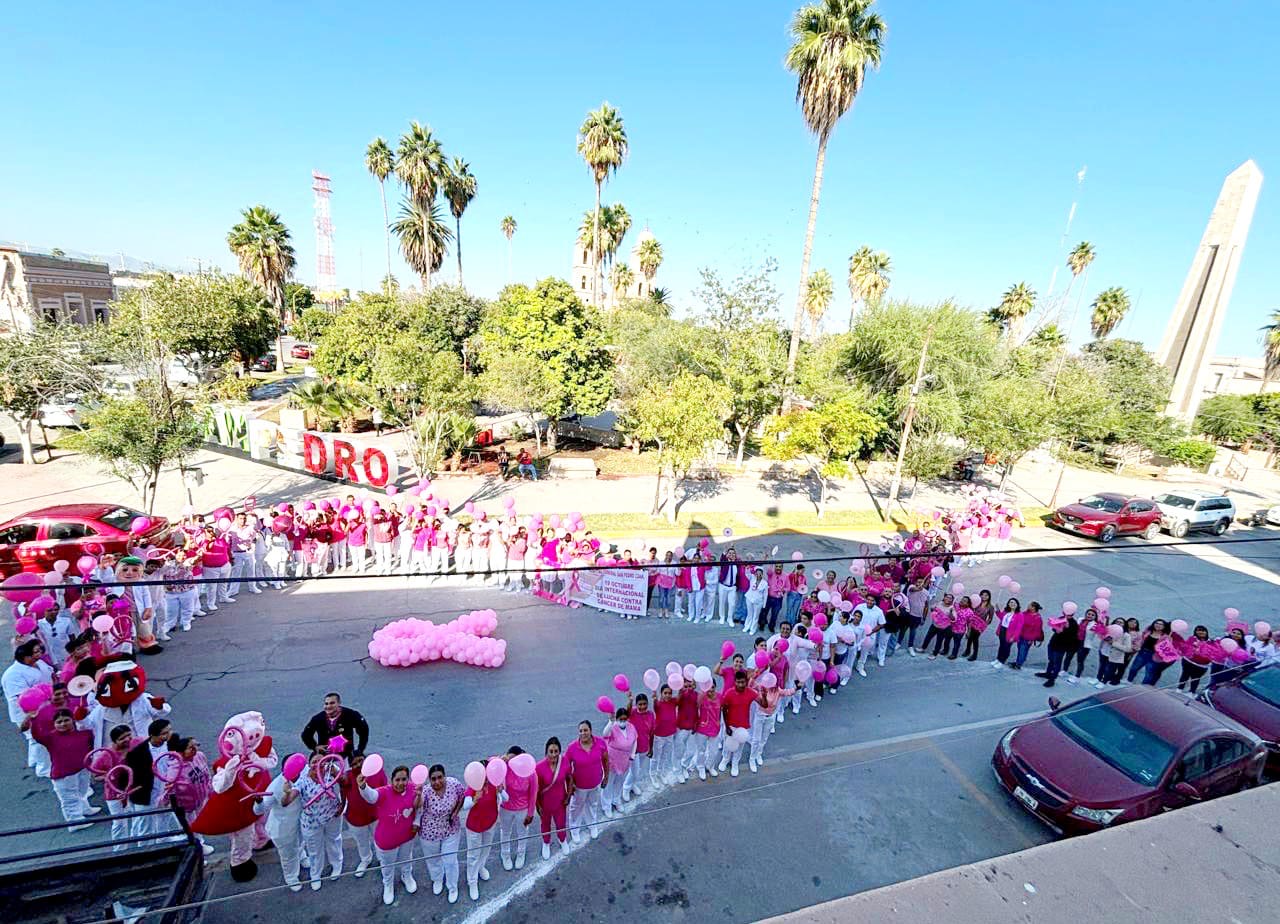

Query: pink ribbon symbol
[302,753,348,808]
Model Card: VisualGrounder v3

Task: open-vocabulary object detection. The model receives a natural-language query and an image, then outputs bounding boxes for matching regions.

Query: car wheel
[1143,522,1161,540]
[1212,519,1229,536]
[1171,520,1189,539]
[1098,525,1117,543]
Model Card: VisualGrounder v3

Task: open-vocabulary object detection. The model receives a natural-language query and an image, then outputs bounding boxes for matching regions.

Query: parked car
[0,504,173,578]
[1200,666,1280,770]
[289,343,313,359]
[1051,493,1161,543]
[1153,490,1235,537]
[992,688,1266,836]
[38,397,94,429]
[1247,505,1280,527]
[251,355,278,372]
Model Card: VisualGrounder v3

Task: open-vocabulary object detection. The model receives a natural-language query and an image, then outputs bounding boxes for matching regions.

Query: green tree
[610,262,636,301]
[990,281,1036,339]
[287,378,366,432]
[227,205,295,370]
[803,268,834,334]
[637,237,663,285]
[372,336,471,422]
[395,122,447,291]
[478,351,559,455]
[290,305,335,345]
[963,375,1053,488]
[649,287,671,310]
[0,323,102,463]
[626,372,731,522]
[846,245,891,328]
[577,103,629,307]
[1162,438,1217,469]
[500,215,517,281]
[443,157,477,286]
[65,388,204,512]
[900,434,961,501]
[477,278,613,448]
[1090,286,1130,339]
[1258,307,1280,390]
[1194,394,1260,444]
[783,0,887,396]
[764,396,883,517]
[1081,338,1178,458]
[391,197,453,290]
[365,137,396,286]
[285,281,314,320]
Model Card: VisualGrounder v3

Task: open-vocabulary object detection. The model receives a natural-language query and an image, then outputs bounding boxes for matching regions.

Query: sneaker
[877,656,885,667]
[207,605,218,613]
[289,884,302,892]
[1043,679,1055,688]
[249,587,262,594]
[908,648,917,658]
[201,842,214,856]
[857,667,867,678]
[383,884,395,905]
[355,858,370,878]
[469,883,479,901]
[1034,672,1050,679]
[68,821,93,832]
[1066,675,1078,685]
[310,880,322,891]
[775,712,784,724]
[709,765,718,778]
[434,879,444,894]
[329,868,341,882]
[698,767,706,781]
[449,888,459,903]
[402,872,417,893]
[182,624,191,632]
[717,760,727,773]
[992,661,1003,669]
[571,829,582,844]
[515,853,525,870]
[478,867,490,882]
[502,856,513,871]
[84,805,102,816]
[560,837,570,853]
[928,654,938,661]
[590,824,600,839]
[730,764,739,777]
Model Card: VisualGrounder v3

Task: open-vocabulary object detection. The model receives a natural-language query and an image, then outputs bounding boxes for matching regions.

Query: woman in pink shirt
[463,765,502,901]
[1009,601,1045,670]
[534,736,571,859]
[651,686,678,785]
[601,707,637,815]
[505,528,528,593]
[627,693,656,794]
[920,593,955,660]
[783,564,807,625]
[497,746,535,871]
[564,721,608,843]
[347,516,368,574]
[692,687,722,781]
[358,765,420,905]
[197,525,231,611]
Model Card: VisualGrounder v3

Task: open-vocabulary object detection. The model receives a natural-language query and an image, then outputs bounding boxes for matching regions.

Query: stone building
[570,227,658,309]
[0,246,115,332]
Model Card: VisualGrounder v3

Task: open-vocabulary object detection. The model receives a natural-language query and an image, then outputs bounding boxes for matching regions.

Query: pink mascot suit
[191,711,277,881]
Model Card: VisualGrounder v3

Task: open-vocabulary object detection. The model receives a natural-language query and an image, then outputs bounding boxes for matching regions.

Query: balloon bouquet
[368,608,508,669]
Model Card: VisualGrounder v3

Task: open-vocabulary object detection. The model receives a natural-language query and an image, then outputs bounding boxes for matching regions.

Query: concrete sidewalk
[762,783,1279,924]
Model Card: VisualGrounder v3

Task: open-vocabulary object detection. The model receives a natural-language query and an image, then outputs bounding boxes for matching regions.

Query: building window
[63,294,85,324]
[91,300,109,324]
[582,250,588,264]
[38,298,62,322]
[581,276,587,290]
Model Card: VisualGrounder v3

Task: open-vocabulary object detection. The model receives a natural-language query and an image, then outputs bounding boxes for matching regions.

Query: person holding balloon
[416,763,465,902]
[1039,605,1080,688]
[1102,618,1135,685]
[3,640,55,776]
[990,594,1022,668]
[1176,625,1214,693]
[533,737,571,860]
[650,685,678,785]
[297,749,348,891]
[356,761,421,905]
[462,757,505,901]
[1126,619,1173,685]
[692,673,723,781]
[497,747,536,871]
[601,705,637,815]
[717,670,756,777]
[1209,627,1249,686]
[341,753,384,878]
[254,752,307,891]
[626,691,656,795]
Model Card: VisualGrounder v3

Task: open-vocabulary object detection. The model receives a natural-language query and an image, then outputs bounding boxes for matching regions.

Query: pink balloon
[92,615,113,633]
[682,663,696,680]
[930,566,944,578]
[1223,607,1239,619]
[42,572,61,586]
[839,600,854,613]
[1008,582,1021,594]
[613,673,630,693]
[283,753,308,782]
[667,673,683,690]
[486,759,507,787]
[1254,621,1272,639]
[76,555,98,576]
[814,614,828,629]
[1220,638,1239,654]
[720,641,735,660]
[997,575,1011,587]
[549,515,562,528]
[754,651,770,669]
[1062,601,1078,617]
[1230,649,1251,663]
[1107,625,1123,640]
[1170,619,1189,637]
[825,668,839,685]
[643,669,661,691]
[952,582,965,595]
[509,753,537,778]
[759,673,778,689]
[791,551,804,561]
[387,486,399,497]
[14,617,37,635]
[596,696,614,715]
[1,573,44,604]
[410,764,429,785]
[463,761,486,790]
[808,629,823,647]
[776,639,789,654]
[361,753,384,777]
[52,559,70,574]
[1096,587,1111,599]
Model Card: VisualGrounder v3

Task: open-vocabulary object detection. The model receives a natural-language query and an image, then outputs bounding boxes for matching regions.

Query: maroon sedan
[0,504,173,577]
[1200,666,1280,770]
[1051,493,1161,543]
[992,688,1266,835]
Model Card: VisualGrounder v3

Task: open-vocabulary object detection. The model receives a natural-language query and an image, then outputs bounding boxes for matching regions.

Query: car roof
[1,503,133,521]
[1079,688,1255,744]
[1156,489,1227,500]
[1087,492,1148,502]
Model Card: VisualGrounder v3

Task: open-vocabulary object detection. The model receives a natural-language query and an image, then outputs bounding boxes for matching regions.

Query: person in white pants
[743,569,767,635]
[297,757,345,891]
[496,749,534,871]
[464,783,502,901]
[854,601,889,673]
[28,709,97,826]
[161,553,199,634]
[416,765,464,904]
[255,763,304,891]
[566,721,608,842]
[264,526,290,589]
[600,708,637,815]
[714,552,741,625]
[357,767,419,905]
[3,640,55,777]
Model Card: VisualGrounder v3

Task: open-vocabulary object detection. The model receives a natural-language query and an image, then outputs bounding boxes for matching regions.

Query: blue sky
[2,1,1276,356]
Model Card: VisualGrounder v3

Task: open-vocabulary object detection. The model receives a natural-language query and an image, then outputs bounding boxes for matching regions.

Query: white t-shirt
[855,604,885,634]
[2,660,54,724]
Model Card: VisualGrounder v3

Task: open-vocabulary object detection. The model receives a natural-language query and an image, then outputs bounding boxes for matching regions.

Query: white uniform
[256,773,305,887]
[3,658,55,774]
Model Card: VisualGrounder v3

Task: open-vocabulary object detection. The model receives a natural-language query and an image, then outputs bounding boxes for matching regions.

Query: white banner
[569,568,648,617]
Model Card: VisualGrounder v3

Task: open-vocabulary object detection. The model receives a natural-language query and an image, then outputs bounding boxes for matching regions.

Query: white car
[1153,490,1236,538]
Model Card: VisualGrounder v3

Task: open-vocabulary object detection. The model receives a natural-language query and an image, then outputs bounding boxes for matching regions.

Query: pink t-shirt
[366,782,418,850]
[652,700,677,737]
[766,572,788,598]
[602,722,637,774]
[630,709,655,752]
[696,694,721,737]
[565,737,607,790]
[503,767,535,815]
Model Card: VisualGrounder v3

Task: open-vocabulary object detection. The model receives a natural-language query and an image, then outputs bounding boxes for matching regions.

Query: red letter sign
[362,447,391,488]
[302,433,327,474]
[333,440,358,481]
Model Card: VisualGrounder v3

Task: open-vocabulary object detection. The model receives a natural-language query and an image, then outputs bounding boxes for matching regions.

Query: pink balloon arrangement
[367,609,507,669]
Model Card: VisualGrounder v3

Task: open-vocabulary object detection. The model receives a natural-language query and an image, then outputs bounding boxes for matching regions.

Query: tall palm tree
[991,281,1036,339]
[803,268,834,334]
[390,197,453,289]
[637,236,663,285]
[1260,308,1280,392]
[1066,241,1095,282]
[782,0,887,400]
[395,122,447,290]
[846,245,890,327]
[577,103,628,307]
[500,215,517,281]
[365,137,396,288]
[1089,286,1131,339]
[602,203,631,270]
[610,263,636,302]
[442,157,477,287]
[226,205,295,369]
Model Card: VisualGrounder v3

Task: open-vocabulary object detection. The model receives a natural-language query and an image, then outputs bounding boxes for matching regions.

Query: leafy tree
[626,372,731,522]
[442,157,477,286]
[795,332,860,406]
[901,434,961,500]
[285,281,314,320]
[783,0,886,393]
[372,336,471,422]
[500,215,517,281]
[1194,394,1260,444]
[637,237,663,284]
[395,121,447,290]
[287,379,367,432]
[990,281,1036,338]
[610,263,636,301]
[365,137,396,284]
[764,396,883,517]
[577,103,629,307]
[404,409,475,477]
[227,204,295,370]
[1162,438,1217,469]
[290,306,334,345]
[847,245,891,328]
[1090,286,1130,339]
[1065,241,1096,306]
[65,387,204,513]
[0,323,102,463]
[1080,338,1177,455]
[963,375,1053,488]
[477,278,613,448]
[649,287,672,309]
[478,351,559,455]
[1259,307,1280,389]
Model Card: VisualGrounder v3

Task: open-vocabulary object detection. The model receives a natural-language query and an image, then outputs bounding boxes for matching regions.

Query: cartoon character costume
[114,556,163,656]
[79,659,170,749]
[191,711,278,881]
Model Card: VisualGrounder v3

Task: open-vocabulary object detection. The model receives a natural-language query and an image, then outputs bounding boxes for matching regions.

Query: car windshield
[1241,668,1280,709]
[1077,495,1124,513]
[1154,494,1194,509]
[1051,701,1177,785]
[98,507,146,531]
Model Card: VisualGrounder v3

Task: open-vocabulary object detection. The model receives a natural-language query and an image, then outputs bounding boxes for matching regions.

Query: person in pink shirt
[651,686,678,785]
[197,525,231,611]
[783,564,808,624]
[673,678,699,781]
[357,765,420,905]
[717,671,757,777]
[463,765,503,901]
[692,686,722,782]
[24,707,97,826]
[748,672,790,771]
[534,737,571,859]
[626,692,656,795]
[497,746,536,871]
[565,721,608,842]
[1009,601,1045,670]
[601,707,637,815]
[920,593,955,659]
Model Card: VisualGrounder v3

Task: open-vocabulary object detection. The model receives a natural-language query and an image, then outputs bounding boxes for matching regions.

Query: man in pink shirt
[764,564,788,632]
[718,671,759,778]
[565,721,609,842]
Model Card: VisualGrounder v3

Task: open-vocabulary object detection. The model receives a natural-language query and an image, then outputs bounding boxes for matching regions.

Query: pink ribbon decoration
[302,753,348,808]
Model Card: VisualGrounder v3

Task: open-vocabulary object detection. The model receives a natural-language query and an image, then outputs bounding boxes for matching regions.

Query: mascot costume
[79,659,170,749]
[192,711,278,881]
[114,555,163,655]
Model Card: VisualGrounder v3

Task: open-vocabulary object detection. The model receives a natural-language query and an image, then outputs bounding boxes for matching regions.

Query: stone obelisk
[1156,160,1263,420]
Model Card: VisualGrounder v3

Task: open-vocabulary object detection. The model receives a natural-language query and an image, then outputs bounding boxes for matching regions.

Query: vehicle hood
[1209,686,1280,745]
[1056,504,1115,522]
[1009,717,1156,803]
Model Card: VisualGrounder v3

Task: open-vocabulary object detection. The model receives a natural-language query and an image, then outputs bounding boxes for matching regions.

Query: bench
[547,457,598,479]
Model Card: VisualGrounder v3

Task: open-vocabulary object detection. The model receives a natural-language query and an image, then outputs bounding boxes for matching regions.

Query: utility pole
[886,326,934,513]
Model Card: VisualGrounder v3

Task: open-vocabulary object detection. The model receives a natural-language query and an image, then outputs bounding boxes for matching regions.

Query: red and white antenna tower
[312,171,337,293]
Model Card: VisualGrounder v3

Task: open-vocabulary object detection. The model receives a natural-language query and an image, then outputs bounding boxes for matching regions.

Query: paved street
[2,526,1277,922]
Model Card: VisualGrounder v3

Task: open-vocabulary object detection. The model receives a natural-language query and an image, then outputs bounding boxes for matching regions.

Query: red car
[0,504,174,577]
[290,343,313,359]
[992,688,1266,836]
[1200,666,1280,770]
[1051,493,1161,543]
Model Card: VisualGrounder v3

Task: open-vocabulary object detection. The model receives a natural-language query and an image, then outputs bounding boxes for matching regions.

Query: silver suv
[1153,490,1236,538]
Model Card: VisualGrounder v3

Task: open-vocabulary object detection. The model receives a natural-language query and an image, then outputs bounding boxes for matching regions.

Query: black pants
[1045,646,1070,680]
[1103,660,1124,684]
[995,629,1013,664]
[921,625,948,655]
[1071,648,1090,677]
[1177,661,1209,693]
[763,596,782,632]
[962,628,982,660]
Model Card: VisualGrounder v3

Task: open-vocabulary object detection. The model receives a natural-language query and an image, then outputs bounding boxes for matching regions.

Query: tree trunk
[14,418,35,464]
[664,471,677,525]
[507,239,513,283]
[39,422,53,462]
[456,216,464,287]
[735,423,747,469]
[848,296,860,332]
[783,138,828,410]
[380,180,392,286]
[275,301,287,372]
[422,210,432,292]
[651,466,663,516]
[816,467,828,519]
[592,180,602,308]
[545,421,557,451]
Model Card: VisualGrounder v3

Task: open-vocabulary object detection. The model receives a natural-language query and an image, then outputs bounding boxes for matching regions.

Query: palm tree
[783,0,887,400]
[1067,241,1095,282]
[226,205,295,370]
[610,263,636,302]
[442,157,477,286]
[1090,286,1130,339]
[603,203,632,269]
[637,237,663,285]
[649,287,671,309]
[365,137,395,287]
[577,103,628,306]
[390,197,453,289]
[803,268,834,334]
[846,245,891,327]
[395,122,447,290]
[289,378,364,431]
[1260,308,1280,392]
[991,281,1036,339]
[500,215,517,280]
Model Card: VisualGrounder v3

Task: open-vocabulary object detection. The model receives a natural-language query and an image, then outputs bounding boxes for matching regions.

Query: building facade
[570,227,658,309]
[1201,356,1280,399]
[0,247,115,332]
